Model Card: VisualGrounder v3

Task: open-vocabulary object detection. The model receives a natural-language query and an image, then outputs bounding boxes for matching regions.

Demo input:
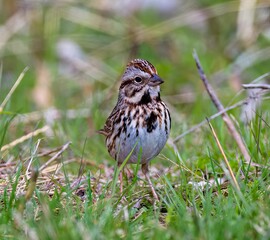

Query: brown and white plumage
[99,59,171,200]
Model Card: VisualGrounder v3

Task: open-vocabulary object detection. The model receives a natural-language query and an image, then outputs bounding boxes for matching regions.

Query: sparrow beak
[148,74,164,86]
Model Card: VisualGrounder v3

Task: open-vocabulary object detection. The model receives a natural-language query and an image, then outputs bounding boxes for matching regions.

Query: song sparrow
[99,59,171,200]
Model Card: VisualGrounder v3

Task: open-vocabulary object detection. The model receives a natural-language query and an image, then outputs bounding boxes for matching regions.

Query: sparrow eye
[134,76,142,83]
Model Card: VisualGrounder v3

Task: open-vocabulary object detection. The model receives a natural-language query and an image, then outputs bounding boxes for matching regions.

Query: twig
[39,141,72,172]
[0,162,16,168]
[0,125,50,152]
[193,50,251,163]
[173,100,245,143]
[207,119,240,192]
[242,83,270,90]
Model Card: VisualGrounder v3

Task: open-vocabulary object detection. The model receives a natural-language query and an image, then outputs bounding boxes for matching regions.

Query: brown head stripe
[127,59,157,75]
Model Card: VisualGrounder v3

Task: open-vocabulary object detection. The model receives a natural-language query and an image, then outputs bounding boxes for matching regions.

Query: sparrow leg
[126,167,134,180]
[142,163,159,201]
[118,162,123,194]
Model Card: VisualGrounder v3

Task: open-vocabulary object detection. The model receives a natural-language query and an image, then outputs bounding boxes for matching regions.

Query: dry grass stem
[0,67,29,112]
[24,170,39,202]
[237,0,257,45]
[26,139,41,178]
[193,50,251,164]
[23,145,73,162]
[0,11,29,51]
[0,125,50,152]
[39,141,72,172]
[207,119,240,192]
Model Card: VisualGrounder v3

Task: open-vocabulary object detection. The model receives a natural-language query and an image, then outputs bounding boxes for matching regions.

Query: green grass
[1,1,270,239]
